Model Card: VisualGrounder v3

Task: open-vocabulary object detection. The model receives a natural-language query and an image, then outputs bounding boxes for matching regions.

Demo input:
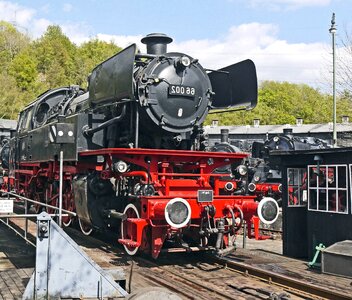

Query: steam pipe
[83,105,126,136]
[135,53,158,59]
[120,171,148,182]
[135,104,139,148]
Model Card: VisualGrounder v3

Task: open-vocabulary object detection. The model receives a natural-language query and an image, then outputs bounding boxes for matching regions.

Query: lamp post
[329,13,337,147]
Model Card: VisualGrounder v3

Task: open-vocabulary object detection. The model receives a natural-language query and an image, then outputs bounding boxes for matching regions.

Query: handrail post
[59,150,63,227]
[25,197,28,240]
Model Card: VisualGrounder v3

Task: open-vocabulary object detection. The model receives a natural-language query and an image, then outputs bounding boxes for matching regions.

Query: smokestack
[253,119,260,128]
[141,33,173,55]
[296,117,303,126]
[342,116,349,124]
[211,119,219,127]
[221,129,229,143]
[283,128,293,135]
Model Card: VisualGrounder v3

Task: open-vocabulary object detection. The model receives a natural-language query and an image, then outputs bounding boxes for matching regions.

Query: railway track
[211,255,350,300]
[2,207,350,300]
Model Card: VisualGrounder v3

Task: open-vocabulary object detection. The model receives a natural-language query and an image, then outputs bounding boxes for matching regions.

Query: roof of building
[0,119,17,130]
[204,123,352,135]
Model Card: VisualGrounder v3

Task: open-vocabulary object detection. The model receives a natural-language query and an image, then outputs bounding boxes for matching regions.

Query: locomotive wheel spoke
[121,203,140,256]
[78,218,94,236]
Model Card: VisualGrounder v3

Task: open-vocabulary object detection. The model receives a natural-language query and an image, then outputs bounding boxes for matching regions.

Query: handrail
[3,191,76,216]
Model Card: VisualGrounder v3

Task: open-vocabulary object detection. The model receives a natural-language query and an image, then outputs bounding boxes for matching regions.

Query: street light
[329,13,337,147]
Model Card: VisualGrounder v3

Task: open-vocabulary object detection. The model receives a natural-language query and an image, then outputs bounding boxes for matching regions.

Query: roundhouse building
[0,119,17,143]
[205,118,352,151]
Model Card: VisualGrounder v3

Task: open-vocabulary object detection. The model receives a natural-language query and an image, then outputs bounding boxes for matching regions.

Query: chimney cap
[296,117,303,126]
[253,118,260,127]
[211,119,219,127]
[141,33,173,45]
[342,115,349,123]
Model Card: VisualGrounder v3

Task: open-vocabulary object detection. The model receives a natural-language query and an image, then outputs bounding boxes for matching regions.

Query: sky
[0,0,351,91]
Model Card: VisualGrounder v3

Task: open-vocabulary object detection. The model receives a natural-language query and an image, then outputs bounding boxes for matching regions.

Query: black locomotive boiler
[248,128,331,206]
[2,33,279,258]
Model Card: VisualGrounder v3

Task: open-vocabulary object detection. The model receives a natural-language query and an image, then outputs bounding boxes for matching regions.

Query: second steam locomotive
[2,33,279,258]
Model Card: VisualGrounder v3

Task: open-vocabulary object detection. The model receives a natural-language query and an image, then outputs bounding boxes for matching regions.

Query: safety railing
[0,191,76,247]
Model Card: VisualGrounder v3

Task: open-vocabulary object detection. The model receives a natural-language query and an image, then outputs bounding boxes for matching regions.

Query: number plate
[169,85,196,97]
[197,190,213,203]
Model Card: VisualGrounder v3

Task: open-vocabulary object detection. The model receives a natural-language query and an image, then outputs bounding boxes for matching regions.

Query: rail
[212,255,350,300]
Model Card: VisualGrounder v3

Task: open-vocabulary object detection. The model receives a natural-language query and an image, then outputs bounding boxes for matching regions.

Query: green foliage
[31,25,78,91]
[76,39,121,87]
[8,51,38,91]
[0,21,30,70]
[0,72,30,119]
[206,81,343,126]
[0,22,121,118]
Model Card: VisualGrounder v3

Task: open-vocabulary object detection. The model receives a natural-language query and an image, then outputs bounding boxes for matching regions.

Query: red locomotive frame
[10,148,266,258]
[79,148,262,258]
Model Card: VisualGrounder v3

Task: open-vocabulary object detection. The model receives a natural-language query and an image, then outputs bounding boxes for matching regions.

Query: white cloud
[92,24,329,89]
[165,23,328,88]
[0,0,331,90]
[0,1,91,41]
[0,1,35,28]
[31,18,52,38]
[96,33,144,48]
[248,0,331,10]
[60,22,93,44]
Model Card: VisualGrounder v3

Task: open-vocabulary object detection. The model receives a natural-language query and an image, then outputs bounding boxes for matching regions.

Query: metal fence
[0,191,76,247]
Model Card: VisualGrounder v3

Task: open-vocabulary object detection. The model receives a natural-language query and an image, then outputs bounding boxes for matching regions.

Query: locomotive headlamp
[113,160,128,173]
[237,165,247,176]
[165,198,191,229]
[248,183,257,192]
[180,56,191,67]
[175,56,191,70]
[257,197,279,225]
[254,175,260,182]
[273,136,280,142]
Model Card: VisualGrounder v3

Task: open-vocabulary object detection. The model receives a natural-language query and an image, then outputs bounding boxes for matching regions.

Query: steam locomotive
[1,33,279,258]
[248,128,331,205]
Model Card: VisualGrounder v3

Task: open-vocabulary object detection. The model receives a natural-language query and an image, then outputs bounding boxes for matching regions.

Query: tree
[76,39,121,87]
[205,81,334,126]
[0,72,29,119]
[336,25,352,95]
[0,21,30,70]
[0,23,125,118]
[31,25,78,91]
[8,51,38,91]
